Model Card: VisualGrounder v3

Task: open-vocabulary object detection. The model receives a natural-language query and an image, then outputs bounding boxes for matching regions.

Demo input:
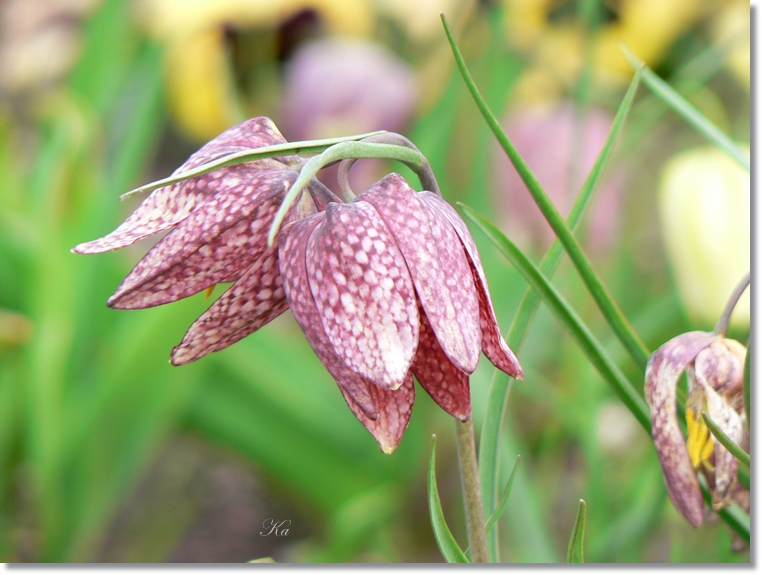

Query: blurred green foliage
[0,0,750,563]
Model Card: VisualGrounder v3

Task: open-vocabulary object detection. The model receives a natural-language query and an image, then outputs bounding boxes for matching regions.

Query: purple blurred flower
[279,38,418,193]
[491,102,626,253]
[645,331,747,527]
[74,118,522,453]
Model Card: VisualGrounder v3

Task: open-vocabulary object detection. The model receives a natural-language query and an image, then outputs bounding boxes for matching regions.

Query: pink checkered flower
[279,173,523,451]
[73,118,523,452]
[646,331,747,527]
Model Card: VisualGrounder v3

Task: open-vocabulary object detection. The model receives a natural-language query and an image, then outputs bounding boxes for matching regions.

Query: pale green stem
[713,272,750,337]
[267,141,432,245]
[119,131,386,200]
[455,418,489,563]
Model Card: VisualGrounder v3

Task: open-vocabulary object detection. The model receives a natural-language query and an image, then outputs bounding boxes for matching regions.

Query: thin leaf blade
[621,45,749,171]
[459,203,650,431]
[428,435,470,563]
[441,13,650,371]
[567,499,588,563]
[485,455,521,533]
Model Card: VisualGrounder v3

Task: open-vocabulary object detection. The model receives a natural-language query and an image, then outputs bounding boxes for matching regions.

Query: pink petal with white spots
[420,193,523,379]
[702,384,743,508]
[279,213,379,420]
[645,331,716,527]
[73,117,293,254]
[689,343,745,509]
[170,247,289,366]
[359,174,481,374]
[411,305,471,421]
[108,168,297,310]
[306,201,419,390]
[338,373,415,454]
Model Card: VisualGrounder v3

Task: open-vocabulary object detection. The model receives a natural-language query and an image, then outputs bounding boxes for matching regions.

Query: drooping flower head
[73,117,523,452]
[645,331,747,527]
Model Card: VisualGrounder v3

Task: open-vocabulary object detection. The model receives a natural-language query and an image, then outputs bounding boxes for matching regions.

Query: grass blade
[119,131,386,199]
[621,45,749,171]
[485,455,521,534]
[477,63,643,565]
[441,14,650,371]
[428,435,469,563]
[508,64,644,355]
[567,499,588,563]
[459,204,650,431]
[702,411,750,468]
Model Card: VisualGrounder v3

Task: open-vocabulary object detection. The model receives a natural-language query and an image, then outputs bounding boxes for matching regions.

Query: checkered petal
[645,331,716,527]
[73,117,294,254]
[359,174,481,374]
[411,304,470,421]
[108,169,298,310]
[170,248,289,365]
[419,192,523,379]
[279,213,379,420]
[305,200,419,389]
[691,340,746,509]
[339,373,415,454]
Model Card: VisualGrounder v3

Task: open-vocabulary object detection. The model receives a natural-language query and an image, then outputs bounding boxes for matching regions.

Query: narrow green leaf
[477,38,642,569]
[119,131,386,199]
[485,455,521,534]
[702,411,750,468]
[459,204,651,432]
[477,371,511,560]
[441,14,650,371]
[567,499,588,563]
[428,435,469,563]
[621,45,749,171]
[508,65,644,355]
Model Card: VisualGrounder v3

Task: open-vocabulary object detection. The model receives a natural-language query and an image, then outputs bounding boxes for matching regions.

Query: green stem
[702,411,750,468]
[441,14,650,371]
[455,418,489,563]
[713,272,750,337]
[119,131,387,200]
[267,141,432,245]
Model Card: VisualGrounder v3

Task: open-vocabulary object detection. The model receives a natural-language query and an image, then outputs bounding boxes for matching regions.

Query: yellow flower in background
[503,0,710,104]
[135,0,374,141]
[658,146,750,329]
[710,0,750,91]
[593,0,705,85]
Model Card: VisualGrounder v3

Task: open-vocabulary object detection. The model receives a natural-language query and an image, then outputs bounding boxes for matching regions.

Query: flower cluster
[74,117,523,452]
[646,331,747,527]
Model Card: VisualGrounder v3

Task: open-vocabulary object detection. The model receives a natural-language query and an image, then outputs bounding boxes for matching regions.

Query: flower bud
[658,146,750,329]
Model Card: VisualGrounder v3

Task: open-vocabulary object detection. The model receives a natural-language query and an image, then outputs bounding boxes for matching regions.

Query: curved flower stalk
[73,117,523,453]
[646,331,747,527]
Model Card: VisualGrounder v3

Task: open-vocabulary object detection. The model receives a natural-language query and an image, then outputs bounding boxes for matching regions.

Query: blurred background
[0,0,750,563]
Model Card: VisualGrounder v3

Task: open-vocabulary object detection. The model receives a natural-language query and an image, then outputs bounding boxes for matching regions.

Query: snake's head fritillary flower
[72,116,333,354]
[73,118,523,453]
[278,173,523,452]
[645,331,747,527]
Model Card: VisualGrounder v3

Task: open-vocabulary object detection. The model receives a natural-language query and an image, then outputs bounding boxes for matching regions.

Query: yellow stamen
[204,285,216,300]
[686,408,714,470]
